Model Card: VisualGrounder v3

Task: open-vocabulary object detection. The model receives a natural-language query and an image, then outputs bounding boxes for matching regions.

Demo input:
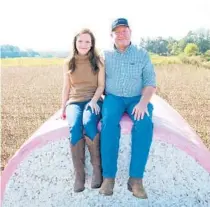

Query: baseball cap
[111,18,129,31]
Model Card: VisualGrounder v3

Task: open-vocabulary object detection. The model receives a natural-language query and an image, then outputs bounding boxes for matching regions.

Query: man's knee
[102,95,124,126]
[102,111,121,127]
[133,116,153,132]
[132,117,153,146]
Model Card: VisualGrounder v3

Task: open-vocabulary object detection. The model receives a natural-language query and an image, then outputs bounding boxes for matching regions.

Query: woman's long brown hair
[68,29,102,74]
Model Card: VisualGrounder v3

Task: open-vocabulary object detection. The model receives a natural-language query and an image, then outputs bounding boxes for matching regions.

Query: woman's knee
[65,103,84,145]
[83,116,99,139]
[68,121,83,145]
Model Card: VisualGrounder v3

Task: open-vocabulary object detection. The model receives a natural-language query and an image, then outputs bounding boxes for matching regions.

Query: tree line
[1,45,40,58]
[139,28,210,58]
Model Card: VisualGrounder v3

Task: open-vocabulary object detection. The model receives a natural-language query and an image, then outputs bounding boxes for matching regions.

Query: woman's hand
[60,108,66,120]
[86,100,100,115]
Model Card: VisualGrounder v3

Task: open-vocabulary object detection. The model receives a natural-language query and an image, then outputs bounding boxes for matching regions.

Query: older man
[99,18,156,199]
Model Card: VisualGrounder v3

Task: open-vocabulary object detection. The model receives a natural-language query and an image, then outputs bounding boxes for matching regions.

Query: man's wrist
[139,96,148,106]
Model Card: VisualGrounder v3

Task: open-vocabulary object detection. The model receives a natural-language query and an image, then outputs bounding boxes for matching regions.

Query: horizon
[1,0,210,52]
[1,26,209,53]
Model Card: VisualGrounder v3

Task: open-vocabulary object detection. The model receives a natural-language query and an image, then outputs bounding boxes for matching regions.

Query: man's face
[111,26,131,48]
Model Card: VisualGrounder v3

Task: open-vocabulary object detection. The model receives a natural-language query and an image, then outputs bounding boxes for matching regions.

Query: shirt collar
[114,42,133,54]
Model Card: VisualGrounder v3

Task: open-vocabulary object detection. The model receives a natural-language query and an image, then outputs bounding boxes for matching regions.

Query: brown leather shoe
[99,178,115,196]
[70,139,85,192]
[85,134,103,188]
[127,177,148,199]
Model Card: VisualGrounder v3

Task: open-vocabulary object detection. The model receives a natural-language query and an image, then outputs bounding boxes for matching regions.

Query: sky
[1,0,210,51]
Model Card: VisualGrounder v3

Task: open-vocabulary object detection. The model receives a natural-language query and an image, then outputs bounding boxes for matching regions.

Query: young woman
[61,29,105,192]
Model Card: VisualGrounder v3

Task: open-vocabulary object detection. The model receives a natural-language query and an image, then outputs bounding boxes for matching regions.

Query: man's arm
[132,50,156,120]
[140,50,157,104]
[140,86,156,105]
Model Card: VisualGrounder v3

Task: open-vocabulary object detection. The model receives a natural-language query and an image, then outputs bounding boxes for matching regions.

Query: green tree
[203,50,210,61]
[139,37,169,55]
[184,29,210,53]
[196,29,210,53]
[1,44,40,58]
[184,43,199,56]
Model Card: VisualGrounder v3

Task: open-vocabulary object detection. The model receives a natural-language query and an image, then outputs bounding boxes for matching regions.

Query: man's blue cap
[111,18,129,31]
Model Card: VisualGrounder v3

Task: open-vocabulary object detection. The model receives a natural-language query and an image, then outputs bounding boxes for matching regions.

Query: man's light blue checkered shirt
[103,44,156,97]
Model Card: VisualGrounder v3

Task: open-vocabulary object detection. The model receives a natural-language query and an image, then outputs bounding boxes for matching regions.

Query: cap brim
[112,24,129,31]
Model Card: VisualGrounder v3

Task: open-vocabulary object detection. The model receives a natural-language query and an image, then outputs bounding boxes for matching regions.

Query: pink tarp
[1,95,210,203]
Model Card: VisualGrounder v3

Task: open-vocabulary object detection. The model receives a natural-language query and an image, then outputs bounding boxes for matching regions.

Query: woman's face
[76,33,92,55]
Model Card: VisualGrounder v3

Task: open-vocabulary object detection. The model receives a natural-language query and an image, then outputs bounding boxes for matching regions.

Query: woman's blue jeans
[66,100,102,145]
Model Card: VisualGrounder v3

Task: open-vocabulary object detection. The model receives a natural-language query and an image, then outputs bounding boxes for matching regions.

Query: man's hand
[86,100,100,115]
[132,101,149,121]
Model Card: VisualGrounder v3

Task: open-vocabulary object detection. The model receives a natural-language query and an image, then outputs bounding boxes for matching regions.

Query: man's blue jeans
[101,94,154,178]
[66,100,102,145]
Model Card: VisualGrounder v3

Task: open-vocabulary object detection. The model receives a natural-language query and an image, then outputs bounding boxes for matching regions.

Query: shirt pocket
[124,61,142,80]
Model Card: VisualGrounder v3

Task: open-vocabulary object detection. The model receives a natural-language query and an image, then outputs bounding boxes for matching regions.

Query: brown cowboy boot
[85,134,102,188]
[70,139,85,192]
[99,178,115,196]
[127,177,148,199]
